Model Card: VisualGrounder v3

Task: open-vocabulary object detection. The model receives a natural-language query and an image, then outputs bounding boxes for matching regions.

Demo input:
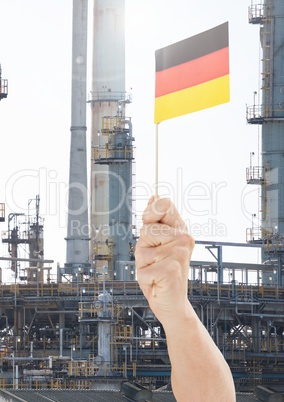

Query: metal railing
[246,166,264,184]
[0,79,8,98]
[246,227,262,243]
[248,4,264,23]
[246,104,284,122]
[87,91,132,104]
[93,144,133,161]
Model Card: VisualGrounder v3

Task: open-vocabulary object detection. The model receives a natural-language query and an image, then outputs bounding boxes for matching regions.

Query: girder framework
[0,280,283,391]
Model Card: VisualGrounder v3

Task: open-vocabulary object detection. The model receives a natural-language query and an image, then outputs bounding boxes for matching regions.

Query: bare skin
[135,197,236,402]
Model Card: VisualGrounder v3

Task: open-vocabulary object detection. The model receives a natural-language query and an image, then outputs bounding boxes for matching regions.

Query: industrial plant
[0,0,284,401]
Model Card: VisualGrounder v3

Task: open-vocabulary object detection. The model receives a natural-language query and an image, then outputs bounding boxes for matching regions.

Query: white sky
[0,0,262,282]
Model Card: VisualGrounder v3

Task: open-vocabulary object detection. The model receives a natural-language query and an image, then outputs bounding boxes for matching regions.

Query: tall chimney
[65,0,90,277]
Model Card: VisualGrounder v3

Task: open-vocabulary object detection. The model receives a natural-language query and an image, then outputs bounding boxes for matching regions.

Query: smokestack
[65,0,90,277]
[89,0,134,279]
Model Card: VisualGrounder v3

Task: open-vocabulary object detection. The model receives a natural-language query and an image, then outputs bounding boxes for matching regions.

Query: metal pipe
[15,365,19,390]
[235,304,284,318]
[60,328,63,358]
[122,119,132,137]
[0,257,53,263]
[5,356,51,361]
[35,307,78,314]
[198,304,204,324]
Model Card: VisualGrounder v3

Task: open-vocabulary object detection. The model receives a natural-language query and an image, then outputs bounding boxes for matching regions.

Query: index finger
[142,198,186,229]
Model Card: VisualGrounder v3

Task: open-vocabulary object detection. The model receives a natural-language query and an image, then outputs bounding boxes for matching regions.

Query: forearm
[162,303,236,402]
[135,198,235,401]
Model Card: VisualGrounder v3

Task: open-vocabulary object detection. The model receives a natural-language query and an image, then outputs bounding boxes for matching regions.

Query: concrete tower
[247,0,284,285]
[88,1,135,375]
[89,0,134,279]
[65,0,90,277]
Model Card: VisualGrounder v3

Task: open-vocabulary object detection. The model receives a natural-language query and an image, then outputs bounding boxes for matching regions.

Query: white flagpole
[155,123,159,199]
[152,123,159,298]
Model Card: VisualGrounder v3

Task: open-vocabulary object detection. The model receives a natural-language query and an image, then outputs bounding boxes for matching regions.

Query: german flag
[154,22,230,123]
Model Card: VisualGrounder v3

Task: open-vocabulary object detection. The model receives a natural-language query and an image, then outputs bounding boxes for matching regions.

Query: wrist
[156,301,198,334]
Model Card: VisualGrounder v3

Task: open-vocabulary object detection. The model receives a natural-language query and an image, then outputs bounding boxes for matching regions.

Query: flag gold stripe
[154,75,230,124]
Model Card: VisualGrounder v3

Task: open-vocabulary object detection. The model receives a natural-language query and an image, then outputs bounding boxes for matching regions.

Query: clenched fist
[135,197,194,323]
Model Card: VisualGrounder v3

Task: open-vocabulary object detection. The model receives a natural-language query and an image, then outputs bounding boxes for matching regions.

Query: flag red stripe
[155,47,229,98]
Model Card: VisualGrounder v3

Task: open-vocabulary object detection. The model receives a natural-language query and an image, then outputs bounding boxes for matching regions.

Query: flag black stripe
[155,22,229,72]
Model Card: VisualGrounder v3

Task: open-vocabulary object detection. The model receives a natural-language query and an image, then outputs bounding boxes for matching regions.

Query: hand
[135,197,195,324]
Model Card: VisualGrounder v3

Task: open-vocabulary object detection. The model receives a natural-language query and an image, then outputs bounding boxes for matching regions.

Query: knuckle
[176,231,195,248]
[134,246,143,265]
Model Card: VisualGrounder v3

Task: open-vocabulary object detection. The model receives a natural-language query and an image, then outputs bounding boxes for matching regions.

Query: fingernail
[147,195,155,205]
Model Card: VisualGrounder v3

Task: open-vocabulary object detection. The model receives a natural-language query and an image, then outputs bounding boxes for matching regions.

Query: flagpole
[152,123,159,298]
[155,123,159,199]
